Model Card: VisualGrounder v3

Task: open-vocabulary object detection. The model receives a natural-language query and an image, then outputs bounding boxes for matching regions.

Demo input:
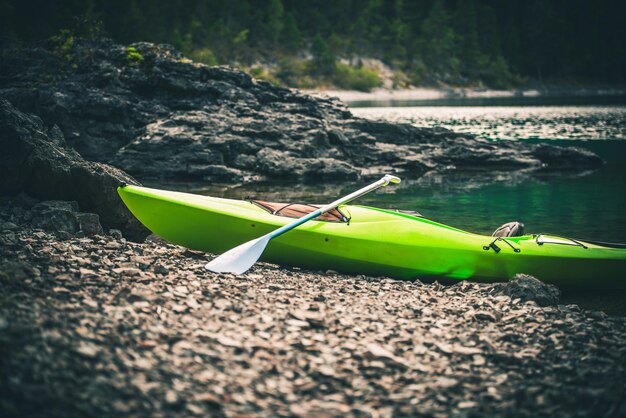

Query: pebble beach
[2,207,625,416]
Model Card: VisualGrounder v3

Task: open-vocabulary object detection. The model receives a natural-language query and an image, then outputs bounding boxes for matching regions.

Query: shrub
[188,48,218,66]
[275,58,309,86]
[51,30,75,62]
[332,63,381,92]
[126,46,144,66]
[482,55,514,89]
[248,66,281,85]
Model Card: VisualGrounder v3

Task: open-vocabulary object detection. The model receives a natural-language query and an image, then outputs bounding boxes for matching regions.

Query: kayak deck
[118,185,626,288]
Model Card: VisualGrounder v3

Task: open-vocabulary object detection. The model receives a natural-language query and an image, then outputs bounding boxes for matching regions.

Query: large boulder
[0,98,148,240]
[0,38,603,183]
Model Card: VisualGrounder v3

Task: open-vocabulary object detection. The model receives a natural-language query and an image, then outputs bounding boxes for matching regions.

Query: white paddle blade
[205,235,271,275]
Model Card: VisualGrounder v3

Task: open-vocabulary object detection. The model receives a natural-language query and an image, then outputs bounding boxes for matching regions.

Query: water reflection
[351,105,626,140]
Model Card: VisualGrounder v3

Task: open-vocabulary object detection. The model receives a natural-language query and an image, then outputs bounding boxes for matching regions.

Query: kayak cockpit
[250,199,350,222]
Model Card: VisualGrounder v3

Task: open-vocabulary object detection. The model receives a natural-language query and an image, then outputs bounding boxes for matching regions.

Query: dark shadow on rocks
[0,98,149,241]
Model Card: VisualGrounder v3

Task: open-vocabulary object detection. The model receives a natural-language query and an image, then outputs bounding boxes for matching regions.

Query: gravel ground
[1,225,625,417]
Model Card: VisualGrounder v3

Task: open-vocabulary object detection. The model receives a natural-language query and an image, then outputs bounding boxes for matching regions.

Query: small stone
[112,267,142,276]
[193,393,221,406]
[173,285,188,295]
[154,264,169,274]
[217,335,242,348]
[76,213,103,235]
[364,343,409,369]
[134,358,153,370]
[165,390,179,405]
[473,311,497,322]
[171,304,188,313]
[186,403,205,415]
[112,400,132,413]
[30,201,79,233]
[79,268,98,279]
[473,355,486,366]
[75,342,100,358]
[318,365,337,377]
[286,319,310,328]
[435,377,458,388]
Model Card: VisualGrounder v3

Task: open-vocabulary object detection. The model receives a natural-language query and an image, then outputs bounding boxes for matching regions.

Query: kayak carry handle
[483,238,521,253]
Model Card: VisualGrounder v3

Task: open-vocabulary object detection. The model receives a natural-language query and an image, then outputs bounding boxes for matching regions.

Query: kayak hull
[118,185,626,289]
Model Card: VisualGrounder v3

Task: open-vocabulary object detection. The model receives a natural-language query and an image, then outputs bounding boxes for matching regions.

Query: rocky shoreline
[1,216,625,416]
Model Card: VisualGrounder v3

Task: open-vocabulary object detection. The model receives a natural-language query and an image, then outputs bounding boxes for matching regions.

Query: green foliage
[68,11,104,39]
[262,0,284,44]
[51,30,75,62]
[172,30,193,54]
[280,13,301,52]
[407,61,428,86]
[453,0,483,80]
[3,0,625,87]
[248,66,280,85]
[332,63,381,92]
[276,58,311,87]
[233,29,249,45]
[482,55,514,89]
[420,0,458,78]
[271,57,380,91]
[126,46,144,66]
[188,48,218,66]
[311,34,336,76]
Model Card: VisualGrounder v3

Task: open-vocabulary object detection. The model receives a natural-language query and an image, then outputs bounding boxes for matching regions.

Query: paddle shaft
[205,174,400,274]
[267,175,400,240]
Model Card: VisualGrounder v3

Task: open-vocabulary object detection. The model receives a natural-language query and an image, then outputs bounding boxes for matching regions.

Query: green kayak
[118,184,626,289]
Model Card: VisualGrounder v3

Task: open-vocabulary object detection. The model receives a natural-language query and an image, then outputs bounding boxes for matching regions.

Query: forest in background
[1,0,625,91]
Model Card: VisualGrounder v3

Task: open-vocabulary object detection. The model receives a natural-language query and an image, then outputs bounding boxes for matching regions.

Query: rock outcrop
[0,38,603,183]
[0,99,147,240]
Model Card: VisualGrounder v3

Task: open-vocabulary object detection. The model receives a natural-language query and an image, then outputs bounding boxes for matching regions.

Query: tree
[263,0,284,45]
[311,34,336,76]
[281,12,301,52]
[420,0,458,78]
[453,0,484,80]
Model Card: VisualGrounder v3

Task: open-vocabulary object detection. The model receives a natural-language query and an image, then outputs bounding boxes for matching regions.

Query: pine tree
[264,0,284,45]
[281,12,301,52]
[420,0,458,79]
[453,0,484,80]
[311,34,336,76]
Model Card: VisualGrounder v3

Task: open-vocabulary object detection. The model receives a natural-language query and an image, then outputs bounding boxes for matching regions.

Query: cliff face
[1,38,602,184]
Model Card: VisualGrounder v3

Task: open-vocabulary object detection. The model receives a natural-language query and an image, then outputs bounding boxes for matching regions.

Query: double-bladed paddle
[205,174,402,275]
